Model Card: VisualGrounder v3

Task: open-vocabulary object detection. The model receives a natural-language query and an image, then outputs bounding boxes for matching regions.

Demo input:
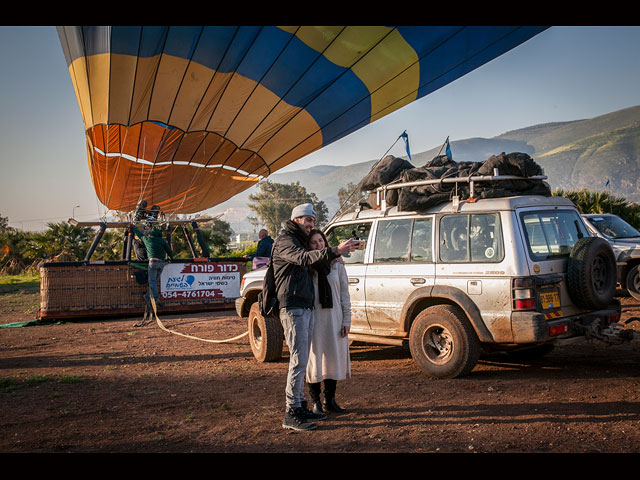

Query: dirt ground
[1,286,639,454]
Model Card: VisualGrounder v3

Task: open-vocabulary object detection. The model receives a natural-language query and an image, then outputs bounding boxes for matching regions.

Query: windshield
[586,215,640,239]
[520,209,588,261]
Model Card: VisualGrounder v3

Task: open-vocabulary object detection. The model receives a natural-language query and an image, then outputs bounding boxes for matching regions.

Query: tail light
[549,323,569,336]
[513,277,535,310]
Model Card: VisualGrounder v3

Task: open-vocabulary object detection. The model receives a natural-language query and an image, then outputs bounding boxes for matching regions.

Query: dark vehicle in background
[582,214,640,301]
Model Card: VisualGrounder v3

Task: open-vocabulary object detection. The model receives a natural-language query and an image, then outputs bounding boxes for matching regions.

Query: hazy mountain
[210,105,640,233]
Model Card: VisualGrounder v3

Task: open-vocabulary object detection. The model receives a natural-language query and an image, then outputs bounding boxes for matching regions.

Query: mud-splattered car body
[239,194,625,377]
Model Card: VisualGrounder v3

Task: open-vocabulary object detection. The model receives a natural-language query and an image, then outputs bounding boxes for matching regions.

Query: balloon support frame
[38,218,246,320]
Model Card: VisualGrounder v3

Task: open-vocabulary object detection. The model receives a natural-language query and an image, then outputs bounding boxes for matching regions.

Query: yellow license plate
[540,291,560,309]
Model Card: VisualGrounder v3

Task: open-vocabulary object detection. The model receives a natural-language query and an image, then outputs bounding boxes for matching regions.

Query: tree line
[0,215,237,275]
[2,185,639,275]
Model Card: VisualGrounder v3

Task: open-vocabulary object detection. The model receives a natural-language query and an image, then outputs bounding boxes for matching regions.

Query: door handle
[348,277,359,284]
[410,278,426,285]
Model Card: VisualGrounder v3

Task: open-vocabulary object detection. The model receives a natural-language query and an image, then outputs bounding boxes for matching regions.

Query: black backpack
[257,239,279,319]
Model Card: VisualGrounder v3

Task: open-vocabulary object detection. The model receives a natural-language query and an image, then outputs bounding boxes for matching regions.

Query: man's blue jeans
[147,259,165,302]
[280,308,314,410]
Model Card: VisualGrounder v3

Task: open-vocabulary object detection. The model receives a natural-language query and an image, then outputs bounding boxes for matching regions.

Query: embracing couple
[271,203,359,431]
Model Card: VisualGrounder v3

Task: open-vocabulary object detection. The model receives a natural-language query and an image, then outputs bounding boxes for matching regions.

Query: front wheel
[626,264,640,301]
[248,302,284,362]
[409,304,480,379]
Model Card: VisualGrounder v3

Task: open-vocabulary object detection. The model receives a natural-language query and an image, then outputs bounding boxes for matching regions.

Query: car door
[365,217,435,335]
[325,221,373,332]
[436,212,512,340]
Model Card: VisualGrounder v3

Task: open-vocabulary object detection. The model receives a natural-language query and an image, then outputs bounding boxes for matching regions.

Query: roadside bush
[553,188,640,229]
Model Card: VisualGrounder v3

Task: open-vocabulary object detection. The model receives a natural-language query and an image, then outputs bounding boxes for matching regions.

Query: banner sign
[160,262,241,300]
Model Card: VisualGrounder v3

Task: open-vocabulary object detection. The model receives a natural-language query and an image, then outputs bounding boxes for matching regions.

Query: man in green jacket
[131,225,173,318]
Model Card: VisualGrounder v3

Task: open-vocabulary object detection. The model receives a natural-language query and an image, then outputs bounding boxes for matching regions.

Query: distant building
[228,232,256,250]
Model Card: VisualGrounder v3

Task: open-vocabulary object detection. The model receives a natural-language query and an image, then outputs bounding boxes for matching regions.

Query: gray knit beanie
[290,203,316,220]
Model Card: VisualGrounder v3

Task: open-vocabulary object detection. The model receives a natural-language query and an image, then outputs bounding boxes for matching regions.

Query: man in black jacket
[250,229,274,269]
[273,203,358,431]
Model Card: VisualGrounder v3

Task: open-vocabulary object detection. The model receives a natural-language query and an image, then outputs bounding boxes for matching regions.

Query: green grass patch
[58,374,85,384]
[24,375,51,386]
[0,274,41,324]
[0,377,20,393]
[1,374,51,392]
[0,273,40,294]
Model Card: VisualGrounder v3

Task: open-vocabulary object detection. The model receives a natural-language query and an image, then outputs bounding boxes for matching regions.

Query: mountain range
[210,105,640,234]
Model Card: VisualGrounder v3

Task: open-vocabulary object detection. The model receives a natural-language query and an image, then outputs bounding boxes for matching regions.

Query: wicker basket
[39,260,245,319]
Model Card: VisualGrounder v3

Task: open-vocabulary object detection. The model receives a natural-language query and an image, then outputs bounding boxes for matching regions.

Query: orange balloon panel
[87,123,268,212]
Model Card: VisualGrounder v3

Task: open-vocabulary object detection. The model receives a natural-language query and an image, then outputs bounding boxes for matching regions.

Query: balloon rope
[167,135,207,217]
[328,132,405,224]
[138,128,172,211]
[137,296,249,343]
[104,126,131,213]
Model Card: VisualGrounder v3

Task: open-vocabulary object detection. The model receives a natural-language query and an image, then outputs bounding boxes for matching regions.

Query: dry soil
[1,287,639,454]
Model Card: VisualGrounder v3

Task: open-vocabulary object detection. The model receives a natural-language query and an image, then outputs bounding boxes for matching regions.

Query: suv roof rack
[373,167,547,211]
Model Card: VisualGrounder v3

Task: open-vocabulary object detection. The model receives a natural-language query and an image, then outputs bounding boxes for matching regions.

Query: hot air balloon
[57,26,547,216]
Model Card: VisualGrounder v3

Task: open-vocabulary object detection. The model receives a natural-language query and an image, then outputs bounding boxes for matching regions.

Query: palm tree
[0,229,34,274]
[553,188,640,228]
[94,230,125,261]
[26,222,94,262]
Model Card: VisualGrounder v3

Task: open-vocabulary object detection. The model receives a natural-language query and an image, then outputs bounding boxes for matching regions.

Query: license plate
[540,291,560,309]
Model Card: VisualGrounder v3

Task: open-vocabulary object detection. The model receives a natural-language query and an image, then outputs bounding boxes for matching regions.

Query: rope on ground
[147,297,249,344]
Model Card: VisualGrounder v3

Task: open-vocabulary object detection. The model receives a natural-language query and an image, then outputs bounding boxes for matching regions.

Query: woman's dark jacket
[272,220,339,310]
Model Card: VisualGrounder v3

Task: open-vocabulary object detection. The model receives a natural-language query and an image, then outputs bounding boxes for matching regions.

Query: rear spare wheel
[567,237,616,310]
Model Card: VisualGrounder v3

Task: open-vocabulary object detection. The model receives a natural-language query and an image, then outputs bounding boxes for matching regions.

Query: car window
[373,219,412,263]
[411,218,433,262]
[520,210,587,260]
[439,213,503,263]
[470,213,503,262]
[586,215,640,239]
[325,222,372,264]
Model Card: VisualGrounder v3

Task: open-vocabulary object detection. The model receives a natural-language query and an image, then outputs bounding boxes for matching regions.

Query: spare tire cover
[567,237,616,310]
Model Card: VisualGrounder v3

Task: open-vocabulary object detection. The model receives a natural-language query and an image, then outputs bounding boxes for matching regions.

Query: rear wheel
[409,304,480,378]
[248,302,284,362]
[626,264,640,301]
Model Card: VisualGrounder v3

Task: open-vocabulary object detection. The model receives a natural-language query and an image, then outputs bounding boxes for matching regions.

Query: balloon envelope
[58,26,547,214]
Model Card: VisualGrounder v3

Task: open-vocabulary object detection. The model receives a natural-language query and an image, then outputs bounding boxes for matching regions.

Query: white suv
[237,181,629,378]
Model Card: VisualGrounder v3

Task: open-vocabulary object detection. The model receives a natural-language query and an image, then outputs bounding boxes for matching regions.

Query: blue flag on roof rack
[401,131,412,161]
[445,137,453,159]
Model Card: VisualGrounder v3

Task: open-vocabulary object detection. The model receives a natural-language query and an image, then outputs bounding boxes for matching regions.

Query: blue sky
[1,26,639,231]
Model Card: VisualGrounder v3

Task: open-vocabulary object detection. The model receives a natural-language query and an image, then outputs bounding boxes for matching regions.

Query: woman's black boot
[323,379,346,413]
[308,382,324,414]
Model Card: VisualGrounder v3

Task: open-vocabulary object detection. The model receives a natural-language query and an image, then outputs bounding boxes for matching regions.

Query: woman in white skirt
[306,229,352,414]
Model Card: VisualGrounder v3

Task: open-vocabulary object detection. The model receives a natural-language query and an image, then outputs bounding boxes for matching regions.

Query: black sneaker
[300,400,327,420]
[301,407,327,421]
[282,407,317,431]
